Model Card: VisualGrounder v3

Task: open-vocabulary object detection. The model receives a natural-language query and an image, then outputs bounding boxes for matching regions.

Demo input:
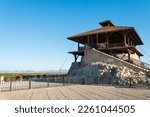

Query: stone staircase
[84,48,150,73]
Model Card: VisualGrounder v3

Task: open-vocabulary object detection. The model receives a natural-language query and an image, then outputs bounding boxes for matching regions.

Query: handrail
[103,47,150,71]
[126,57,150,71]
[109,42,124,48]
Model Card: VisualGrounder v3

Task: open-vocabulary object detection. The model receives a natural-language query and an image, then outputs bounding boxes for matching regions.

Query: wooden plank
[0,85,149,100]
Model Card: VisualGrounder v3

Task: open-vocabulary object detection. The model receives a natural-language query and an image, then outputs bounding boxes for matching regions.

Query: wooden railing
[109,42,125,48]
[95,42,126,49]
[95,42,107,49]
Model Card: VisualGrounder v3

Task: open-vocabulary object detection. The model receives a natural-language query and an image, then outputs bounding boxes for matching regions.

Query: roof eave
[67,27,132,40]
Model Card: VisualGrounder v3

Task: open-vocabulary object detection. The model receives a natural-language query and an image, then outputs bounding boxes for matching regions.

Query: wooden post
[129,78,132,88]
[84,77,87,85]
[87,36,90,45]
[127,49,131,61]
[111,67,116,85]
[123,31,126,46]
[10,78,12,91]
[29,77,31,89]
[105,33,109,48]
[63,76,65,86]
[74,55,79,63]
[127,35,129,46]
[91,37,93,45]
[74,55,77,62]
[97,77,99,85]
[47,77,50,87]
[96,34,99,43]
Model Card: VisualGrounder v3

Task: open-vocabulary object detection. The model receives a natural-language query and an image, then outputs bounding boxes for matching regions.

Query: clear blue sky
[0,0,150,71]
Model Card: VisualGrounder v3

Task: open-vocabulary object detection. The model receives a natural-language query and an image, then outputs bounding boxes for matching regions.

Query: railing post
[97,77,99,85]
[129,78,132,88]
[47,77,50,87]
[63,76,65,86]
[29,77,31,89]
[10,78,12,91]
[84,77,87,85]
[111,76,114,86]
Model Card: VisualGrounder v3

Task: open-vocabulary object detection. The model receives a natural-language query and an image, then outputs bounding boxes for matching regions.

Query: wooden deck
[0,85,150,100]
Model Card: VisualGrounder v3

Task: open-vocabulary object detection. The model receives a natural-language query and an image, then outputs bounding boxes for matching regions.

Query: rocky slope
[68,62,150,84]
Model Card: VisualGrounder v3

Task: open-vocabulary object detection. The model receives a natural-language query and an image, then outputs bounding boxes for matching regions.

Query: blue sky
[0,0,150,71]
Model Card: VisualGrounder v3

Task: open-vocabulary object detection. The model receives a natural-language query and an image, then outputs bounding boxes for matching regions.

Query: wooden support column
[127,49,131,61]
[127,34,130,46]
[87,36,90,45]
[123,31,127,46]
[74,54,78,62]
[96,34,99,43]
[78,43,80,51]
[91,37,93,45]
[128,32,136,47]
[131,41,133,47]
[105,33,109,48]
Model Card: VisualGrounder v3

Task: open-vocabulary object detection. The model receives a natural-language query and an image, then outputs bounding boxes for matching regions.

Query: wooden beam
[129,31,139,45]
[128,31,137,46]
[107,32,113,38]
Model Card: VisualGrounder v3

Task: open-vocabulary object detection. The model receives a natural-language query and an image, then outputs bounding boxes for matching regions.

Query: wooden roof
[99,20,114,27]
[67,20,143,45]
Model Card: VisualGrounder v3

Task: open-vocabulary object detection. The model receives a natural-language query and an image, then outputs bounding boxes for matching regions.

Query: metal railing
[65,76,150,89]
[0,76,66,92]
[125,57,150,71]
[1,76,150,92]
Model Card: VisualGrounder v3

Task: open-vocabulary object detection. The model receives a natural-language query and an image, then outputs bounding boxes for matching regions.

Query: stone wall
[68,61,147,84]
[67,49,149,84]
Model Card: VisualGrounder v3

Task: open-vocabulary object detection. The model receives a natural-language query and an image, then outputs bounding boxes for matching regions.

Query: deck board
[0,85,150,100]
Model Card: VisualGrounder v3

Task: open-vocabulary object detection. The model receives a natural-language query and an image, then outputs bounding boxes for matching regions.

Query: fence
[63,76,150,89]
[0,76,150,92]
[0,76,66,92]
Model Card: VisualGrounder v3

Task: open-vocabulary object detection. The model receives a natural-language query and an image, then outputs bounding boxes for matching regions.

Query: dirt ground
[0,85,150,100]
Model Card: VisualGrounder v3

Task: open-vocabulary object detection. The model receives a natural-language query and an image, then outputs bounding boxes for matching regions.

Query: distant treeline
[0,73,67,81]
